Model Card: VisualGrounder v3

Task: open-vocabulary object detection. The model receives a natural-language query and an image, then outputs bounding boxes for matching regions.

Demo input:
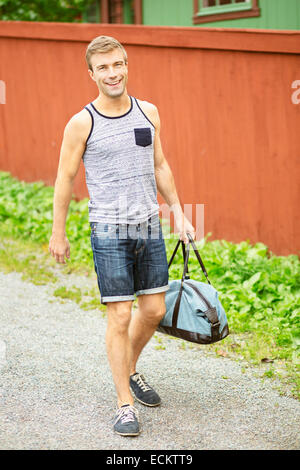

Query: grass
[0,171,299,399]
[53,285,105,313]
[0,236,58,285]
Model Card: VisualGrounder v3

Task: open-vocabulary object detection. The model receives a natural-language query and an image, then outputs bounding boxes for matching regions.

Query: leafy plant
[0,0,94,22]
[0,171,92,267]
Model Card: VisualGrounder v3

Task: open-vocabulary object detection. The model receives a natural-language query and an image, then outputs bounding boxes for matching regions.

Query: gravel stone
[0,271,299,450]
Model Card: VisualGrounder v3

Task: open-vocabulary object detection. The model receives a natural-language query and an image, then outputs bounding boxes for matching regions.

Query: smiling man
[49,36,194,437]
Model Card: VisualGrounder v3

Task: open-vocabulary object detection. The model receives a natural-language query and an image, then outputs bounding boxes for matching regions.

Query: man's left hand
[174,214,195,244]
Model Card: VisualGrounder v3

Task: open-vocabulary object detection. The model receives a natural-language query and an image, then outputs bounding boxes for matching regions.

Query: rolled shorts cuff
[101,294,135,304]
[135,284,170,297]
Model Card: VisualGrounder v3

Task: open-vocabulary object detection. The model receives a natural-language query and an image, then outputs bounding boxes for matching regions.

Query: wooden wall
[143,0,300,30]
[0,22,299,254]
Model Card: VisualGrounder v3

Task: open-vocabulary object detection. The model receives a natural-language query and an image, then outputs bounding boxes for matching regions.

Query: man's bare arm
[49,110,91,263]
[137,100,195,243]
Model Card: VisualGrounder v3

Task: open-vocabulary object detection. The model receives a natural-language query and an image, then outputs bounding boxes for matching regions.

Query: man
[49,36,195,436]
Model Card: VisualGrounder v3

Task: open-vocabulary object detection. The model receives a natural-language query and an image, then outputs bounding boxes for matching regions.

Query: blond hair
[86,35,128,71]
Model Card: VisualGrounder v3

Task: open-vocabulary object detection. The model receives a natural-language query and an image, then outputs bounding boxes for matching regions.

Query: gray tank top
[82,96,160,224]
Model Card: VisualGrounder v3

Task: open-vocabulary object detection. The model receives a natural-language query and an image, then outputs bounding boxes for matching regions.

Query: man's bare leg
[129,292,166,376]
[106,300,134,407]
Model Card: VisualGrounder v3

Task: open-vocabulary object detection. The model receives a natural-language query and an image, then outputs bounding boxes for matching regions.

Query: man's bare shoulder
[135,98,160,128]
[64,108,92,140]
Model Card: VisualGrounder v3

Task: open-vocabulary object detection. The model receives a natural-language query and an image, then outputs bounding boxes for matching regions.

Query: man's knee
[138,299,166,325]
[107,301,132,334]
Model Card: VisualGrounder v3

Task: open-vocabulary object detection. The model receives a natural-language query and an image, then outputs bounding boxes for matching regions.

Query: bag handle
[186,233,211,285]
[168,238,186,268]
[181,241,190,281]
[168,234,211,285]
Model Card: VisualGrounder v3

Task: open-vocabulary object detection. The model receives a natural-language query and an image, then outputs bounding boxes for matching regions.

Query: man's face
[89,49,128,98]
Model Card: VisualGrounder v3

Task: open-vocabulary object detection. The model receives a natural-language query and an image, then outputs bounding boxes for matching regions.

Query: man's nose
[107,66,117,77]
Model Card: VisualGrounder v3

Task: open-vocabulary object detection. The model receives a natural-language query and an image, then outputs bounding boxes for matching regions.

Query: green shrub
[0,0,94,22]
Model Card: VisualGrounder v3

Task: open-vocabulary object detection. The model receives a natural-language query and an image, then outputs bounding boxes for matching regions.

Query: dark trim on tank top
[84,106,94,145]
[90,95,133,119]
[134,97,155,128]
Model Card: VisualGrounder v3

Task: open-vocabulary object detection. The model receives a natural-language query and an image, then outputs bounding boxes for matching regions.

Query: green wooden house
[83,0,300,30]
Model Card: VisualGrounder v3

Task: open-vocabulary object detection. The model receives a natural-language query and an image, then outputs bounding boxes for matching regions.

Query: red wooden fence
[0,21,299,254]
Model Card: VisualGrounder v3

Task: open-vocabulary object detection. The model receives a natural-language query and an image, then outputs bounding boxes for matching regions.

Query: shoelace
[114,405,138,425]
[136,374,152,392]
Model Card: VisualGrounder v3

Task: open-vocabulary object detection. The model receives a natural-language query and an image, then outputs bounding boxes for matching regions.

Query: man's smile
[105,79,122,87]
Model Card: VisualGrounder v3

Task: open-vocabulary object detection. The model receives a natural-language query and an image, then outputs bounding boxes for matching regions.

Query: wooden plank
[134,0,143,24]
[0,21,299,54]
[100,0,109,23]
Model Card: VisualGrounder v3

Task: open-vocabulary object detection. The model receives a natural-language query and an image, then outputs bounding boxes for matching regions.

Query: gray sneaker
[130,372,161,407]
[113,404,140,436]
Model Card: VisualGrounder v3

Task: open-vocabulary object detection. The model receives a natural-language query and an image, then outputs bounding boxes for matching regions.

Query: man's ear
[88,68,96,82]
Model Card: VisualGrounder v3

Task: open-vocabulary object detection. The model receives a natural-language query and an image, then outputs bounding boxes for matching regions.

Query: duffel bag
[157,234,229,344]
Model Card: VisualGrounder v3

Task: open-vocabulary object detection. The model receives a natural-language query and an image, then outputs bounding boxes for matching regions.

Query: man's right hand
[49,234,70,264]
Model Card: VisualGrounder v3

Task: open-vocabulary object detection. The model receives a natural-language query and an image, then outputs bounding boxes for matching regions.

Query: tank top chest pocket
[134,127,152,147]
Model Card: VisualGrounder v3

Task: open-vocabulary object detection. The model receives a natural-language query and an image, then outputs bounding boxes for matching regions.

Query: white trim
[135,285,170,296]
[101,295,135,303]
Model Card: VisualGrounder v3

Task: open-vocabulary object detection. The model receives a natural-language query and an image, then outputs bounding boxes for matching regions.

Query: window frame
[100,0,142,24]
[193,0,260,25]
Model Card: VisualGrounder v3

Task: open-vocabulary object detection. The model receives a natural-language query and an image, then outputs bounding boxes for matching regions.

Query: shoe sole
[114,430,140,437]
[130,390,161,407]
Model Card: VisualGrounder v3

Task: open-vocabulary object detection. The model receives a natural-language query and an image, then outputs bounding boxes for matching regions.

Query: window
[83,0,142,24]
[84,1,100,23]
[193,0,260,25]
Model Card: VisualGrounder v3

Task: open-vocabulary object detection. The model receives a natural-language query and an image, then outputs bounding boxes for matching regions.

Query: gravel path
[0,271,299,450]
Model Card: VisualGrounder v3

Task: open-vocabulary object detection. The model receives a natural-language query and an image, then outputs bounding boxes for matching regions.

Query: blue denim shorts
[90,215,169,304]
